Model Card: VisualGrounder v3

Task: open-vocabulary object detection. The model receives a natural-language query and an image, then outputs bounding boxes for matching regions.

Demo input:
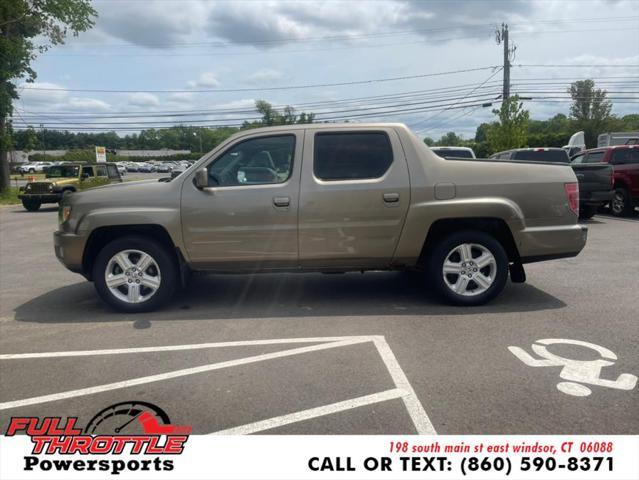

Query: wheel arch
[82,224,178,281]
[418,217,520,266]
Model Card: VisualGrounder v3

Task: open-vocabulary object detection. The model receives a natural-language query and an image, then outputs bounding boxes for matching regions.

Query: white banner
[1,435,637,480]
[95,146,106,163]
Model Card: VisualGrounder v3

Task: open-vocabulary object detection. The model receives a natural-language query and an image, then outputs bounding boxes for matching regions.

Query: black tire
[93,235,177,313]
[610,187,633,217]
[28,168,35,173]
[22,199,41,211]
[579,205,597,220]
[427,230,509,306]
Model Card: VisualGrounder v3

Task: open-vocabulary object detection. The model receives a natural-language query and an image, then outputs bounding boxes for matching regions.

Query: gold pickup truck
[19,163,121,211]
[54,123,588,312]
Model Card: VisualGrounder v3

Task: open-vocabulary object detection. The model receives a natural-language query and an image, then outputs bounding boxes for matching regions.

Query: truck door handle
[273,196,290,207]
[383,193,400,203]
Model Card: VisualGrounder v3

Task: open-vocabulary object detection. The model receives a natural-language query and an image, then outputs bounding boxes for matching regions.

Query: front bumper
[516,224,588,264]
[53,230,86,274]
[18,193,62,203]
[581,190,614,206]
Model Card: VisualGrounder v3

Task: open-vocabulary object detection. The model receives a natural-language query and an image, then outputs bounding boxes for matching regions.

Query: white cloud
[67,97,111,111]
[18,82,69,105]
[16,83,112,114]
[127,92,160,107]
[167,92,195,104]
[188,72,220,89]
[244,69,284,85]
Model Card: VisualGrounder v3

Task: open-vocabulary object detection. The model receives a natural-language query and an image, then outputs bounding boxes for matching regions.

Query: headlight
[25,184,32,191]
[48,184,54,192]
[61,206,72,223]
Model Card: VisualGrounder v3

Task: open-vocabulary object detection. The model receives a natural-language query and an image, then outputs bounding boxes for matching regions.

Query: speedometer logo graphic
[84,401,191,435]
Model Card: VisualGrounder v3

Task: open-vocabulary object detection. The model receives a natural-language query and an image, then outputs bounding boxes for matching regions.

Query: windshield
[432,148,474,159]
[45,165,80,178]
[513,150,569,163]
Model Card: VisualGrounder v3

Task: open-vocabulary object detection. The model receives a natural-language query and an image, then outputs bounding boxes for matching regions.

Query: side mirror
[194,168,208,189]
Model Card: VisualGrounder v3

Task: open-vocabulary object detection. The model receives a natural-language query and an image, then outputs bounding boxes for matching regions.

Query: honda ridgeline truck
[54,124,588,312]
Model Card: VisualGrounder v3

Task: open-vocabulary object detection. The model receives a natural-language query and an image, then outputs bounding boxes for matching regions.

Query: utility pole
[40,123,45,160]
[495,23,515,101]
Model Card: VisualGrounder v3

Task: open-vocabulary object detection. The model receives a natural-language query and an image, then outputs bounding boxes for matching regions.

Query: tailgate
[571,164,613,193]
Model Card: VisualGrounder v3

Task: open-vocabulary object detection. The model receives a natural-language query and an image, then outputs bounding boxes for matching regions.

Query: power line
[14,76,636,118]
[16,66,499,93]
[13,93,504,126]
[409,68,503,130]
[13,95,639,132]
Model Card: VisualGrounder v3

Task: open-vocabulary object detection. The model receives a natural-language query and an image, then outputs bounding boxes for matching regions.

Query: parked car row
[115,160,194,173]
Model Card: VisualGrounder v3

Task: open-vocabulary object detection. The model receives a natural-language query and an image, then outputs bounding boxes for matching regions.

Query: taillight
[565,182,579,216]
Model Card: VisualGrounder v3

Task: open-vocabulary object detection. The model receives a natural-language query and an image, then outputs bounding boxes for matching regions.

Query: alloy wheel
[104,249,161,304]
[442,243,497,296]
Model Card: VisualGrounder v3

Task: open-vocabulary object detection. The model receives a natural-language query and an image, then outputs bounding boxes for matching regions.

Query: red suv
[571,145,639,216]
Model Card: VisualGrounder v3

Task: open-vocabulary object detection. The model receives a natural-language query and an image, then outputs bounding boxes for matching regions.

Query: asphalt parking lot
[0,205,637,435]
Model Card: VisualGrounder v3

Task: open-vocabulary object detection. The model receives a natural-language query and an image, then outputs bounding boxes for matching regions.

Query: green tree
[474,123,490,143]
[486,95,529,153]
[422,136,435,145]
[1,0,97,191]
[22,126,39,151]
[435,131,463,146]
[568,79,613,148]
[245,100,315,128]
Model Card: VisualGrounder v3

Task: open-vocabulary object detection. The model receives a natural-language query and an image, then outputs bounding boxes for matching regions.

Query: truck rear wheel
[22,199,41,211]
[93,236,177,313]
[428,230,508,306]
[611,187,633,217]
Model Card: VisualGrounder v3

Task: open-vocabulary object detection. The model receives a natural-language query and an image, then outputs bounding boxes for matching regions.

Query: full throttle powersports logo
[5,401,192,475]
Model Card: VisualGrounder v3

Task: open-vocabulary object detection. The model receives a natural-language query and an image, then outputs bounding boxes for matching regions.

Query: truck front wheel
[93,236,177,313]
[22,199,41,211]
[428,230,508,306]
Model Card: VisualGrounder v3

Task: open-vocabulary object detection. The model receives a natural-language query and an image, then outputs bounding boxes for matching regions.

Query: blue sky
[13,0,639,140]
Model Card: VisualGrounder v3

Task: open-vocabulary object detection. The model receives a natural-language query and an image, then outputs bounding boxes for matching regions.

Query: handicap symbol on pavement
[509,338,638,397]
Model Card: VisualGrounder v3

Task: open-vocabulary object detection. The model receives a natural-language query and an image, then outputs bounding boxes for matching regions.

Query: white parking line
[211,388,407,435]
[373,337,437,434]
[0,335,437,434]
[0,338,366,410]
[0,336,368,360]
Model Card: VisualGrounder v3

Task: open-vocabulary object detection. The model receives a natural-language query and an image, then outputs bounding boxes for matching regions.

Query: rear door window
[95,165,108,177]
[571,154,585,164]
[583,151,605,163]
[612,149,639,165]
[106,164,120,179]
[314,132,393,181]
